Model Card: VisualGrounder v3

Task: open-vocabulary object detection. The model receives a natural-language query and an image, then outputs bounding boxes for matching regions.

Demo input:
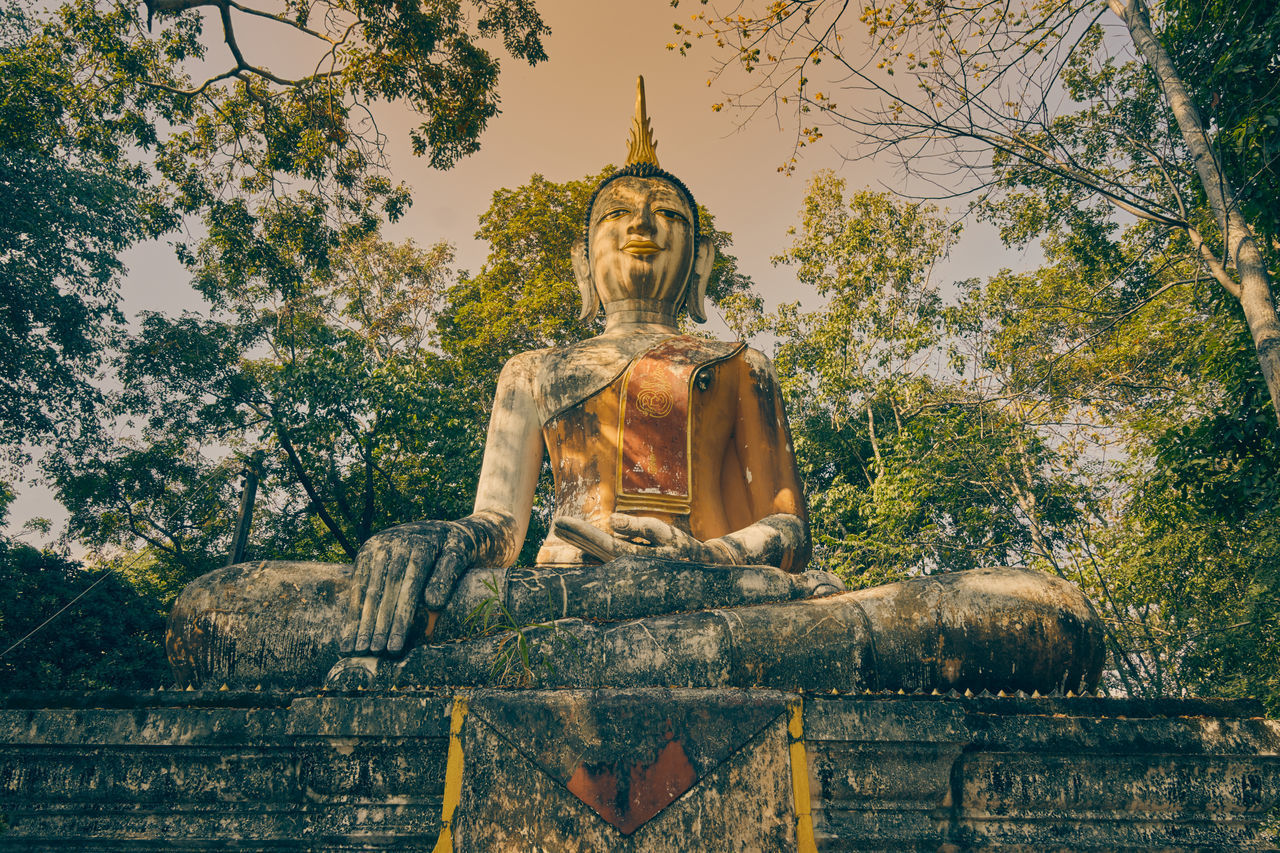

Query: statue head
[572,78,715,326]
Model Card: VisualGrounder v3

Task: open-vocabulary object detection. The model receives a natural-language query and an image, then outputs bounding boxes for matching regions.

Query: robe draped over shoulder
[535,334,747,566]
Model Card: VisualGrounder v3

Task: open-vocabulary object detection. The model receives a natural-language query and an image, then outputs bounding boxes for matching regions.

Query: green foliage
[1162,0,1280,252]
[438,168,758,375]
[767,173,1083,585]
[945,3,1280,706]
[2,0,551,466]
[53,166,760,585]
[438,171,610,376]
[0,541,169,690]
[464,575,579,688]
[0,0,175,464]
[51,233,473,579]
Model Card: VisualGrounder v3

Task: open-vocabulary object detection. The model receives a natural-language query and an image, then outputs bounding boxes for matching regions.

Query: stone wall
[0,689,1276,851]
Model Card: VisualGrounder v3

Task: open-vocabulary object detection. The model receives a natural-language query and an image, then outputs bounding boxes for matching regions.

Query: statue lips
[622,239,661,257]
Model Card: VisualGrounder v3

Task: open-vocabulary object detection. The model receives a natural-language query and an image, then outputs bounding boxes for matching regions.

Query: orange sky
[120,0,1033,324]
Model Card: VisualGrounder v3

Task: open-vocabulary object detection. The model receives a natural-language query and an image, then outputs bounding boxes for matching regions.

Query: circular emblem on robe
[635,374,674,418]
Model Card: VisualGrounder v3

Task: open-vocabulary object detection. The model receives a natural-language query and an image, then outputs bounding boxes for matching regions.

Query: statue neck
[602,298,680,333]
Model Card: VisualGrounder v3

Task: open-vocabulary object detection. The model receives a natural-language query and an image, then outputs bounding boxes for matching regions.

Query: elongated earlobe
[571,239,599,323]
[685,236,715,324]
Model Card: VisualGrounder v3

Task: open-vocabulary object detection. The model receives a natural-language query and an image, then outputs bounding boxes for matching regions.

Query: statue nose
[627,205,656,234]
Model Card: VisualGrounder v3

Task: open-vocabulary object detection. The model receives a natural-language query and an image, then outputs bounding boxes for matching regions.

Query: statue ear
[571,238,599,323]
[685,236,716,324]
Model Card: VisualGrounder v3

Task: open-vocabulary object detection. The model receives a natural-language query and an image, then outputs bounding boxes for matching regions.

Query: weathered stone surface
[167,560,352,690]
[434,556,844,640]
[455,690,797,850]
[0,691,451,851]
[387,594,879,692]
[169,557,1102,700]
[0,690,1276,851]
[169,557,843,689]
[375,567,1102,696]
[852,566,1105,694]
[465,688,789,834]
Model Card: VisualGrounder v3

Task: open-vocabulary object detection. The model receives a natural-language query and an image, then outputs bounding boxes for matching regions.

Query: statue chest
[541,337,745,535]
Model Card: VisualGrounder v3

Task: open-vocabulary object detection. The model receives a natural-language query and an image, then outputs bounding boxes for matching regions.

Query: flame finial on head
[625,76,660,168]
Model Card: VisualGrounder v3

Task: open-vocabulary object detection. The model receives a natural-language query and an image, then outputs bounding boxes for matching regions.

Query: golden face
[588,176,696,308]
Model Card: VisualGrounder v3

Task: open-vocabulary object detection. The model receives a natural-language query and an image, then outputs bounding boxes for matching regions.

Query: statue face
[587,176,696,308]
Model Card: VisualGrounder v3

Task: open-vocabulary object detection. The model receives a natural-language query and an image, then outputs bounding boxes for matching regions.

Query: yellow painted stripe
[431,695,469,853]
[788,698,818,853]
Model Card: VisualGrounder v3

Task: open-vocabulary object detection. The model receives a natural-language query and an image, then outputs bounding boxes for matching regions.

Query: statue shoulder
[496,347,552,388]
[532,334,662,424]
[740,345,781,383]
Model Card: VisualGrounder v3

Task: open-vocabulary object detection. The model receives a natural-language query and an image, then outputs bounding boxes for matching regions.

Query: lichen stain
[329,738,358,757]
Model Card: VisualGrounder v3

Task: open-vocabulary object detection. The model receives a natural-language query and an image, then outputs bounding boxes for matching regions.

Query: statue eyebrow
[592,184,689,219]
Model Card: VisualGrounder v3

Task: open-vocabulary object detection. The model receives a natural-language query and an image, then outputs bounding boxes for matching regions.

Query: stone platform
[0,689,1277,851]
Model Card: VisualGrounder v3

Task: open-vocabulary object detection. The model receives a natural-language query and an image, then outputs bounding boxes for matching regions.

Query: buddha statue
[167,79,1103,695]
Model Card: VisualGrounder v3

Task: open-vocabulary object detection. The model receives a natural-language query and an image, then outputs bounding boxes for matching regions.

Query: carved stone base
[0,690,1277,851]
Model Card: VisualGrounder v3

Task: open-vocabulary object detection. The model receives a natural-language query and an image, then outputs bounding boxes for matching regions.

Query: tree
[53,169,760,583]
[51,232,469,584]
[438,168,758,377]
[48,0,550,221]
[766,173,1087,585]
[0,539,170,690]
[675,0,1280,423]
[3,0,553,495]
[0,0,175,465]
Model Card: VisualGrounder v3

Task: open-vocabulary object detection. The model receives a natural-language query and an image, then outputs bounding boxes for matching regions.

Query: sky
[119,0,1033,319]
[10,0,1039,542]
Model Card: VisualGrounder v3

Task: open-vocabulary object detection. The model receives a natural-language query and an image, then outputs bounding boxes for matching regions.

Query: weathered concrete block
[455,690,797,851]
[0,691,1276,851]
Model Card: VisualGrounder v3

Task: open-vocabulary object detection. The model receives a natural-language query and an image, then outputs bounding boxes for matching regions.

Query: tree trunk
[226,452,263,566]
[1111,0,1280,423]
[274,422,357,558]
[866,402,883,470]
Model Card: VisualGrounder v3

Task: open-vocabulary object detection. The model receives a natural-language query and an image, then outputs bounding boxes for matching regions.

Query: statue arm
[711,348,811,571]
[457,351,546,570]
[341,351,545,654]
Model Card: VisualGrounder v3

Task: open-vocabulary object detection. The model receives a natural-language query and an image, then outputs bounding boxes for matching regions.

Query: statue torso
[534,334,751,566]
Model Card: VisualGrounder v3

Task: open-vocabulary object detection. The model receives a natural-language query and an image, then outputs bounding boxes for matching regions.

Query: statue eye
[655,208,688,223]
[599,208,629,222]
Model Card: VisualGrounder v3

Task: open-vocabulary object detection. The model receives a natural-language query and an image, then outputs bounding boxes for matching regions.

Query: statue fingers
[340,547,373,653]
[609,513,684,547]
[387,541,434,654]
[355,538,393,652]
[554,517,618,562]
[422,548,469,611]
[370,542,412,653]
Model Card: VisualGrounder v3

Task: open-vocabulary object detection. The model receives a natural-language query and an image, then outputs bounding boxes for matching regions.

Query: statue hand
[554,514,734,564]
[340,520,477,656]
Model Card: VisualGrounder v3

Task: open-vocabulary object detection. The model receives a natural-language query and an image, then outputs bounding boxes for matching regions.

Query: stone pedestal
[0,689,1277,851]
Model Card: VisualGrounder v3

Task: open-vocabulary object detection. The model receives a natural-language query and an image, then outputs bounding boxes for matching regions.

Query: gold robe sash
[615,336,745,515]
